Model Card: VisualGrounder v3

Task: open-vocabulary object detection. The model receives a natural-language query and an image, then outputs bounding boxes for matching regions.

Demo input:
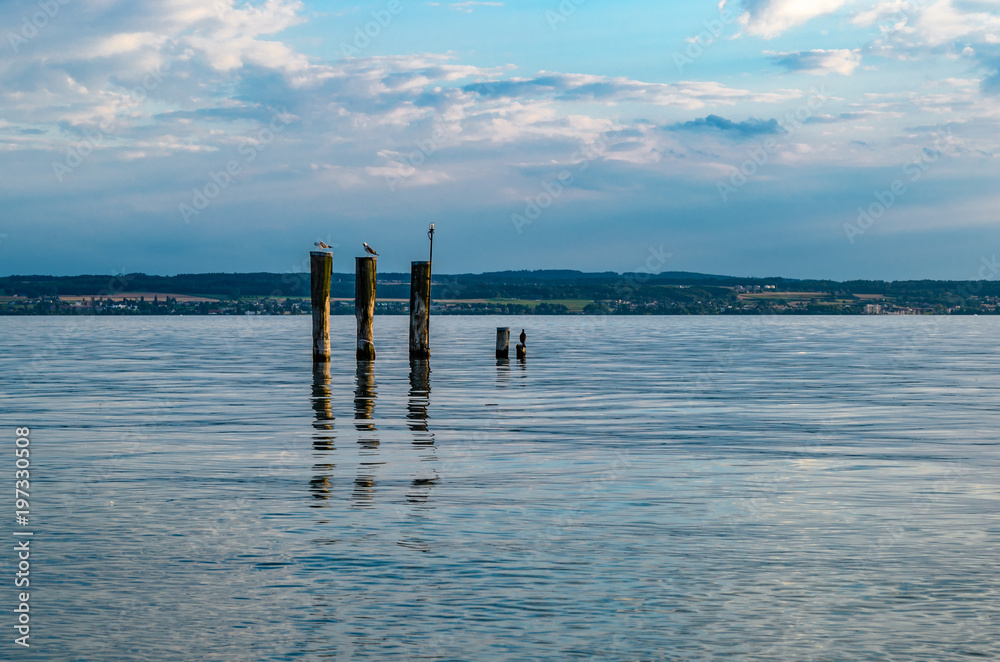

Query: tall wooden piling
[516,343,526,360]
[310,250,332,363]
[409,261,431,359]
[355,256,377,360]
[496,327,510,359]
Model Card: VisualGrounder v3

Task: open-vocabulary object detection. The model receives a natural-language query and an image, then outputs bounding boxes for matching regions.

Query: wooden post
[310,251,332,363]
[355,256,377,360]
[496,327,510,359]
[516,343,526,360]
[409,261,431,359]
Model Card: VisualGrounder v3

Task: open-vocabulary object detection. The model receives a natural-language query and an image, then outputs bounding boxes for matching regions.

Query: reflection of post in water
[310,362,335,507]
[407,359,432,439]
[496,357,510,386]
[311,362,334,433]
[406,359,438,509]
[354,360,377,434]
[353,360,381,507]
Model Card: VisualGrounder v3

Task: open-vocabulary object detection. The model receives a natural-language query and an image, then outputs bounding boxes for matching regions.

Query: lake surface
[2,315,998,661]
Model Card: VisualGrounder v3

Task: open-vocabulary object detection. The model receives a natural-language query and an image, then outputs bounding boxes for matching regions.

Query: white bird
[314,241,331,250]
[363,242,379,256]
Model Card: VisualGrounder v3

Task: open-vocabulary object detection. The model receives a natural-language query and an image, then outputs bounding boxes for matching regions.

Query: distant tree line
[3,270,1000,314]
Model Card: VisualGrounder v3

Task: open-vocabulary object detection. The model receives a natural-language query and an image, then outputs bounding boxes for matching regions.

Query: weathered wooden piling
[355,256,377,360]
[310,250,332,363]
[496,327,510,359]
[409,261,431,359]
[516,343,526,360]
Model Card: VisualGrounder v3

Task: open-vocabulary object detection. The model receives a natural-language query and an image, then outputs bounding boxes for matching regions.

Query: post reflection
[353,360,382,508]
[406,359,438,510]
[354,360,377,433]
[407,359,432,440]
[312,362,334,433]
[496,357,510,386]
[310,362,335,508]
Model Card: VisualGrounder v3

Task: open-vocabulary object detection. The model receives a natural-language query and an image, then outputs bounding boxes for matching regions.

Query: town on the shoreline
[2,270,998,316]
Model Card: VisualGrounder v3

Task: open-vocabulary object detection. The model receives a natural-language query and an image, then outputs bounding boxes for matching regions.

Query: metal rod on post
[355,256,377,360]
[428,223,435,266]
[427,222,434,315]
[310,250,332,363]
[409,261,431,359]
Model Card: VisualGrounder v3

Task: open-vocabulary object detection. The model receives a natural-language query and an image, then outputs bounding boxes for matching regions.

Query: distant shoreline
[2,270,998,316]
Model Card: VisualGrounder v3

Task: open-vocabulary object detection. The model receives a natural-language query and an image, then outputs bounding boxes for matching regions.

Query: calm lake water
[2,315,999,660]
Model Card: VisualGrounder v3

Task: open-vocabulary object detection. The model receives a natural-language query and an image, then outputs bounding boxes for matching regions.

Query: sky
[0,0,998,279]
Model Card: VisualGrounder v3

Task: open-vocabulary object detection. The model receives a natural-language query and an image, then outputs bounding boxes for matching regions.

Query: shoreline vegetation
[2,270,999,316]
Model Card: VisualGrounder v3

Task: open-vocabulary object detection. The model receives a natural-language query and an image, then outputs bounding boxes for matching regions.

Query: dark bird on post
[519,329,526,345]
[363,242,379,256]
[314,241,331,250]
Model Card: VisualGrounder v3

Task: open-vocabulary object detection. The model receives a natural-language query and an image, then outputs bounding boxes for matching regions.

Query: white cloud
[727,0,853,39]
[848,0,1000,92]
[88,32,169,59]
[912,0,1000,46]
[0,0,311,132]
[1,0,997,240]
[768,49,862,75]
[464,73,804,109]
[428,1,504,12]
[854,0,1000,50]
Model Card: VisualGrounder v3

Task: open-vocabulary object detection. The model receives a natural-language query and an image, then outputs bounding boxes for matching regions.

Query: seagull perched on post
[363,242,379,256]
[314,241,332,250]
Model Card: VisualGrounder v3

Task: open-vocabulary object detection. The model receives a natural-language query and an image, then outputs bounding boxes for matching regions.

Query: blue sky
[0,0,998,279]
